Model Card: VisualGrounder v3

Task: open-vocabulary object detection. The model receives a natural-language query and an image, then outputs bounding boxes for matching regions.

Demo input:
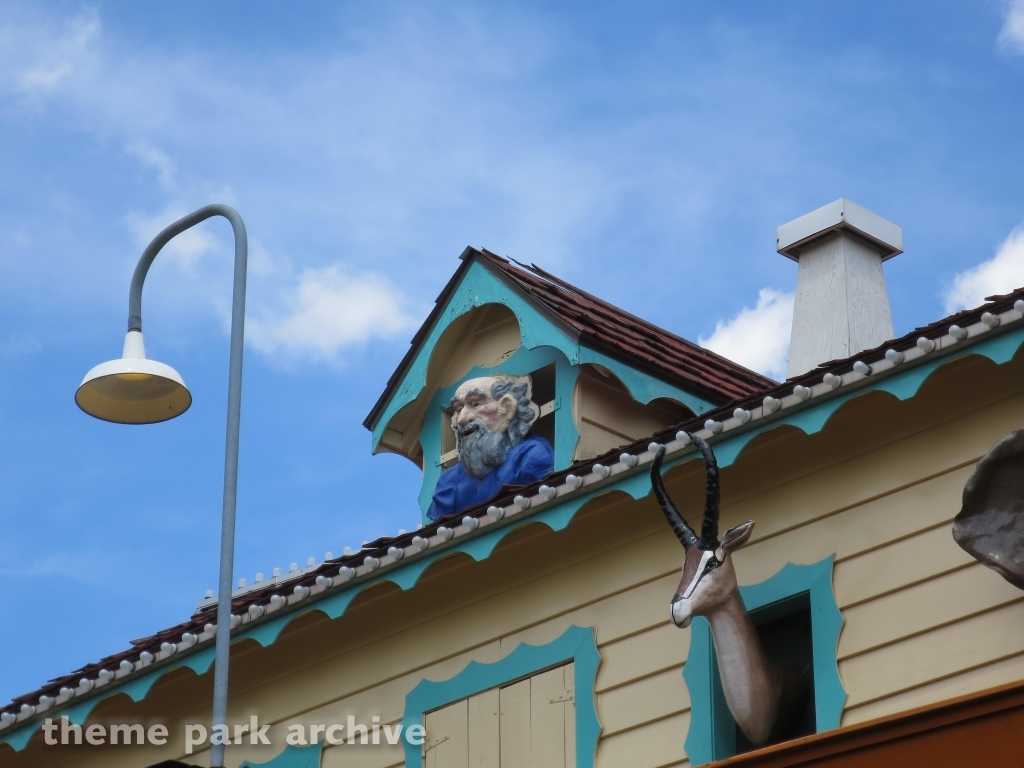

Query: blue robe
[427,435,554,521]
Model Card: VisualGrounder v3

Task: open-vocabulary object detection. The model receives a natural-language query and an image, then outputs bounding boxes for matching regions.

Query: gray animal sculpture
[953,429,1024,590]
[651,438,805,746]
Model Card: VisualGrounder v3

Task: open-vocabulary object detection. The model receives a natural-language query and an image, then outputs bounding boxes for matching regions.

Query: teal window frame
[683,556,846,765]
[402,624,602,767]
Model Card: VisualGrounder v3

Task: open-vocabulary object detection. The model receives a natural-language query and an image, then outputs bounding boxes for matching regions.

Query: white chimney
[778,198,903,378]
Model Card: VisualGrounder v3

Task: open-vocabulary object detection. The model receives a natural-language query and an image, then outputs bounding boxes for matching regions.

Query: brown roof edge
[508,257,774,402]
[516,256,775,387]
[708,678,1024,767]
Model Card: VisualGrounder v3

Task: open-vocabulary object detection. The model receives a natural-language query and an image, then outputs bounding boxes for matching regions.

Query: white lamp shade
[76,334,191,424]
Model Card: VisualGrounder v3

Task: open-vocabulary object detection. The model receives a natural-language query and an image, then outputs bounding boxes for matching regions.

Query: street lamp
[76,204,247,768]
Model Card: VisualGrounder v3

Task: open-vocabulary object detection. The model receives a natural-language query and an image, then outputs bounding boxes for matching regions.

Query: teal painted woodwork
[707,324,1024,470]
[371,260,576,450]
[682,556,845,765]
[240,742,323,768]
[402,624,601,768]
[416,345,579,517]
[370,259,713,453]
[5,326,1022,752]
[0,647,217,752]
[379,256,710,517]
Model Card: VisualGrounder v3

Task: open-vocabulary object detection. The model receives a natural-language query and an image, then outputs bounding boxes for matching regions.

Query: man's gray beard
[457,421,513,480]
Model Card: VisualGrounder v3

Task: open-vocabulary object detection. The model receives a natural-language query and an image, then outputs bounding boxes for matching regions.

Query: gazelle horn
[651,446,699,550]
[689,434,721,549]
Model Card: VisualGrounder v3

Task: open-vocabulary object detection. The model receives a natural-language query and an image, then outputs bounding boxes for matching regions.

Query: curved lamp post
[76,204,247,768]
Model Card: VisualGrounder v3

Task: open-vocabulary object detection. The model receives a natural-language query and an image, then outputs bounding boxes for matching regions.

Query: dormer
[364,248,774,520]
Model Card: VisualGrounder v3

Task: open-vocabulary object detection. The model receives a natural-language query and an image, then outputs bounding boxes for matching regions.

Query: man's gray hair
[491,378,538,446]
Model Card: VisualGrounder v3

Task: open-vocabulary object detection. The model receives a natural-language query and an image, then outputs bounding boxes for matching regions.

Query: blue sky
[2,0,1024,705]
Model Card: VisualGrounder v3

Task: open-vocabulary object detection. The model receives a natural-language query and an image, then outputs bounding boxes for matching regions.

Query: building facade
[3,202,1024,767]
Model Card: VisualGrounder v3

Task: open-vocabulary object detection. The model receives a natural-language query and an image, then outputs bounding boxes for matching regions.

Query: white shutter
[424,698,468,768]
[425,662,575,767]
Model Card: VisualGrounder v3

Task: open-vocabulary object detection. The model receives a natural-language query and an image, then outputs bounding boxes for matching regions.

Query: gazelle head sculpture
[650,435,807,747]
[651,437,755,629]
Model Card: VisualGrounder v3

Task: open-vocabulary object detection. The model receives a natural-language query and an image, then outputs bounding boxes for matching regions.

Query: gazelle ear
[719,520,755,557]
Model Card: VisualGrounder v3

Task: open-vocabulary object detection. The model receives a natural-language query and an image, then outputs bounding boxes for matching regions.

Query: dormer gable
[364,248,775,519]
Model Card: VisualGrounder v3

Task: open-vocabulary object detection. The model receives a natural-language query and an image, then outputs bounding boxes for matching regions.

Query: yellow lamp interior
[76,366,192,425]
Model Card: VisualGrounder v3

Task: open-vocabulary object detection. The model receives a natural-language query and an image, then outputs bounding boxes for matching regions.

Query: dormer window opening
[440,364,557,470]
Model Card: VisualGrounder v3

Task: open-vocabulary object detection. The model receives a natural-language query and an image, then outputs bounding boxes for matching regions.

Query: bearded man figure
[427,374,554,521]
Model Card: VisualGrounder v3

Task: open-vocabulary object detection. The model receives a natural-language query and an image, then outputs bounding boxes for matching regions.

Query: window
[683,557,847,766]
[439,364,557,471]
[423,663,575,768]
[728,595,816,754]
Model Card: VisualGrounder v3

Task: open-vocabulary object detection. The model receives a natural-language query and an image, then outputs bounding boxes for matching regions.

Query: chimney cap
[777,198,903,262]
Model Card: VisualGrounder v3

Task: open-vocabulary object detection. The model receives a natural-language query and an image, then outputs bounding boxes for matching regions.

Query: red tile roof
[477,250,776,403]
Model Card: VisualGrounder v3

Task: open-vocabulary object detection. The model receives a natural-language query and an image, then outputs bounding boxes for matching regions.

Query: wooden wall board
[840,599,1024,707]
[838,563,1024,659]
[573,366,691,461]
[831,521,973,608]
[597,666,689,737]
[595,711,690,768]
[841,650,1024,726]
[595,623,688,693]
[731,463,972,588]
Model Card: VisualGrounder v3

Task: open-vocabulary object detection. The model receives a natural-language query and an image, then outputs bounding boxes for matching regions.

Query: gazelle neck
[703,589,780,746]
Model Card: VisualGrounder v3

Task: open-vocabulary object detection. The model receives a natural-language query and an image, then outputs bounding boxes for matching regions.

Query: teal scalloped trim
[371,259,712,452]
[0,646,217,752]
[711,325,1024,469]
[402,624,601,768]
[683,556,845,765]
[4,325,1021,753]
[576,346,714,415]
[371,260,580,450]
[240,741,323,768]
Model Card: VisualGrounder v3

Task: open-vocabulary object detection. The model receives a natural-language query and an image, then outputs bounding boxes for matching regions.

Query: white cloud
[247,265,418,364]
[999,0,1024,54]
[0,7,100,94]
[126,141,176,190]
[699,289,794,380]
[944,225,1024,313]
[116,205,414,368]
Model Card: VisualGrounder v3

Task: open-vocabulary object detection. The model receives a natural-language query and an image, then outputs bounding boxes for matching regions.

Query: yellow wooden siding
[595,712,690,768]
[12,355,1024,768]
[572,366,691,461]
[842,650,1024,725]
[839,600,1024,712]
